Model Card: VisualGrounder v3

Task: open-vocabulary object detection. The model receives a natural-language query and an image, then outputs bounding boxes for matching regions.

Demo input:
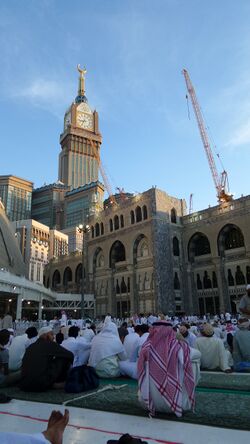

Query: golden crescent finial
[77,64,87,77]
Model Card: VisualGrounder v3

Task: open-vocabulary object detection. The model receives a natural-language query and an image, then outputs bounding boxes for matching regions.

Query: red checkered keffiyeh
[138,323,195,417]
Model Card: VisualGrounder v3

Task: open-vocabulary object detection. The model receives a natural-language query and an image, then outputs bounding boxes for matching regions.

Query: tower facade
[58,66,102,189]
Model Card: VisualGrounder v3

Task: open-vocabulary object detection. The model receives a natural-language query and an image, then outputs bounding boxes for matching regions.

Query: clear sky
[1,0,250,211]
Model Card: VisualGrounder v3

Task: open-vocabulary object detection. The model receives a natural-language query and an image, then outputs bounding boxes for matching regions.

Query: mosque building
[42,66,250,318]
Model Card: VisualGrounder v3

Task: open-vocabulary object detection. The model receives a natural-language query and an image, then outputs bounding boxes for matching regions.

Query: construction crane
[89,139,117,205]
[182,69,232,204]
[189,193,193,214]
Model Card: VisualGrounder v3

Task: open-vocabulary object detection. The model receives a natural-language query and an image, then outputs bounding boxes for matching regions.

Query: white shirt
[0,432,49,444]
[8,334,27,371]
[62,337,90,367]
[123,332,139,360]
[195,336,230,371]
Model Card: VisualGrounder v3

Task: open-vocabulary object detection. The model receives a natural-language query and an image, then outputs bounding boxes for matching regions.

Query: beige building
[0,175,33,222]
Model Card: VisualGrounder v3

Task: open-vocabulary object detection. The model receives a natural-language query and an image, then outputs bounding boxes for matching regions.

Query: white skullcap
[246,284,250,290]
[38,326,53,337]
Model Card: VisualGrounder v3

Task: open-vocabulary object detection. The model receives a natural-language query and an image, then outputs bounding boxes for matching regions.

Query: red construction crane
[182,69,232,204]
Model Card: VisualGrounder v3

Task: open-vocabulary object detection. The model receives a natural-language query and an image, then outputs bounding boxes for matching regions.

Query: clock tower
[58,65,102,189]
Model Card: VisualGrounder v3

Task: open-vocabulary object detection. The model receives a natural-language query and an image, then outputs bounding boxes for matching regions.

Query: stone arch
[52,270,61,289]
[218,224,245,255]
[75,263,82,285]
[63,267,72,286]
[171,208,177,223]
[93,247,103,274]
[173,236,180,256]
[109,241,126,268]
[133,234,148,264]
[188,232,211,261]
[135,206,142,222]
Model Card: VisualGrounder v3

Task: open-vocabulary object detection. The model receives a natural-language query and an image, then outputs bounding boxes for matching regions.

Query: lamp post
[77,223,90,319]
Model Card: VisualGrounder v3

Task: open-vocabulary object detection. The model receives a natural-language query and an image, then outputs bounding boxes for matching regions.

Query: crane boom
[182,69,232,203]
[89,139,116,205]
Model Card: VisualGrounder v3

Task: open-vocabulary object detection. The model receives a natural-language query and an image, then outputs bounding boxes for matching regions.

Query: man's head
[135,324,149,337]
[26,326,38,339]
[0,329,10,347]
[68,326,79,338]
[238,318,250,330]
[179,325,188,338]
[246,284,250,297]
[201,323,214,337]
[38,326,54,341]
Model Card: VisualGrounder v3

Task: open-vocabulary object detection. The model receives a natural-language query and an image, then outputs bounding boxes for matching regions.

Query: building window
[120,215,124,228]
[91,226,94,238]
[197,274,202,290]
[171,208,177,223]
[235,266,245,285]
[95,223,100,237]
[100,222,104,235]
[203,271,212,289]
[130,210,135,224]
[212,271,218,288]
[135,206,142,222]
[228,269,234,286]
[114,215,119,230]
[109,219,113,232]
[142,205,148,220]
[174,272,180,290]
[173,237,180,256]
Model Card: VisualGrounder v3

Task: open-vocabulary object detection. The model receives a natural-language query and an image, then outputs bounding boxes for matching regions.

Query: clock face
[77,112,93,130]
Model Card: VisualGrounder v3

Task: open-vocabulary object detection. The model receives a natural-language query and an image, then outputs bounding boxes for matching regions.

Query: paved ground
[0,399,249,444]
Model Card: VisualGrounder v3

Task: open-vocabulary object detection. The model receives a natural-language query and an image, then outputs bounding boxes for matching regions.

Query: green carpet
[198,372,250,391]
[1,375,250,430]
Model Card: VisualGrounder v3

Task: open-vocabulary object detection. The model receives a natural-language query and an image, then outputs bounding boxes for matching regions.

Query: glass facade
[0,183,32,221]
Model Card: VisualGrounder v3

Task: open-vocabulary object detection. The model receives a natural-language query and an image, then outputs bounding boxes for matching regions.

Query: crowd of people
[1,286,250,442]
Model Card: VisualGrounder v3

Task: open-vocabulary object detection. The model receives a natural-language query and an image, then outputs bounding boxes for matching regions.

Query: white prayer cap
[38,326,53,337]
[246,284,250,290]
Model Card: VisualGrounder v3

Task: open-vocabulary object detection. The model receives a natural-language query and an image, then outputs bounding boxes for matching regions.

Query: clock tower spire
[58,66,102,189]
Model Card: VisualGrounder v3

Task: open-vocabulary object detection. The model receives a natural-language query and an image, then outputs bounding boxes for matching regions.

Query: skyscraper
[58,65,102,189]
[0,175,33,222]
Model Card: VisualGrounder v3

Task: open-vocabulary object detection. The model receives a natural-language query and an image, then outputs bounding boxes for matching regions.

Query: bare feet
[43,409,69,444]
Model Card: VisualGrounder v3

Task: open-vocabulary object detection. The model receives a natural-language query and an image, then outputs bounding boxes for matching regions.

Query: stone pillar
[38,300,43,320]
[16,294,23,320]
[186,264,198,314]
[214,257,229,312]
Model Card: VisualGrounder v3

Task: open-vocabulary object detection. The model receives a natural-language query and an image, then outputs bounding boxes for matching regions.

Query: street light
[77,223,91,319]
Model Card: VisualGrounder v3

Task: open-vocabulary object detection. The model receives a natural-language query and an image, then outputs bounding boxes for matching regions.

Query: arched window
[173,237,180,256]
[121,277,127,293]
[143,205,148,220]
[52,270,61,289]
[91,226,94,238]
[93,247,103,274]
[212,271,218,288]
[95,223,100,237]
[116,279,120,294]
[203,271,212,289]
[188,232,211,260]
[246,266,250,284]
[140,241,149,257]
[75,263,82,285]
[135,206,142,222]
[110,241,126,268]
[63,267,72,286]
[130,210,135,224]
[120,214,124,228]
[109,219,113,232]
[100,222,104,235]
[197,274,202,290]
[46,277,50,288]
[127,277,130,292]
[174,272,180,289]
[114,215,119,230]
[235,266,245,285]
[228,269,234,286]
[218,224,245,255]
[171,208,177,223]
[98,254,104,268]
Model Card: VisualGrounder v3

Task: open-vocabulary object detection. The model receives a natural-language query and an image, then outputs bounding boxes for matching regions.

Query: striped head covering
[138,321,195,417]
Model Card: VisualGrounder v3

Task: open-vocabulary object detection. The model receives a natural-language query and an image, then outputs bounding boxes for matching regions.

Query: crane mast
[182,69,232,203]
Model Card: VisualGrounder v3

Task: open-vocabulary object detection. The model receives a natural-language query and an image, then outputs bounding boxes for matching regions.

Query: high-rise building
[58,66,102,189]
[31,181,69,229]
[0,175,33,222]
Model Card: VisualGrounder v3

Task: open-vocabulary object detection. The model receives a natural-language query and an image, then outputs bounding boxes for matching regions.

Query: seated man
[25,327,38,348]
[61,326,91,366]
[233,318,250,371]
[20,326,73,392]
[195,323,232,372]
[138,321,199,417]
[119,324,149,380]
[0,329,21,387]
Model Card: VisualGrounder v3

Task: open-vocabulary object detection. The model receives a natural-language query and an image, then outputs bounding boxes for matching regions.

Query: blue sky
[1,0,250,211]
